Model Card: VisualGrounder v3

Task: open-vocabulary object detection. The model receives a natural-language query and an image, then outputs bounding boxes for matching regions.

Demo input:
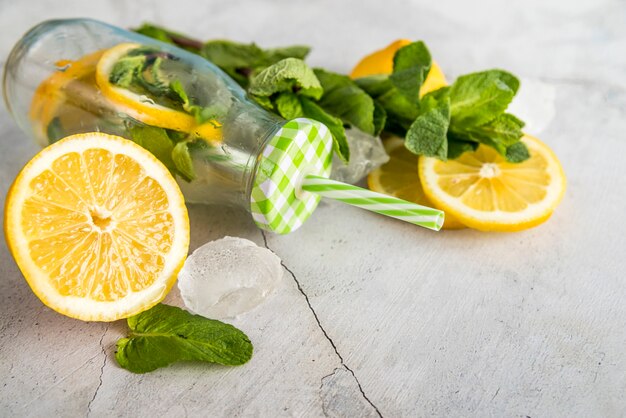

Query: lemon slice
[349,39,447,97]
[192,122,223,146]
[30,50,105,142]
[368,137,466,230]
[5,133,190,321]
[419,135,566,231]
[96,43,197,133]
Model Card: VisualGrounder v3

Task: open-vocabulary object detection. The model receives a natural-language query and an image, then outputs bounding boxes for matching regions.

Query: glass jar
[3,18,333,234]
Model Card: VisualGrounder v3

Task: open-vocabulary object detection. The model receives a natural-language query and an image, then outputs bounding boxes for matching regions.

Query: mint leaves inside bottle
[115,304,253,374]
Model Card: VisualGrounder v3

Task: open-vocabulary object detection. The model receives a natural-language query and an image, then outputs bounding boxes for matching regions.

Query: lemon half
[5,133,190,321]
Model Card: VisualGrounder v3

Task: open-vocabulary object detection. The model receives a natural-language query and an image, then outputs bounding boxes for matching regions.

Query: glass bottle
[3,18,333,234]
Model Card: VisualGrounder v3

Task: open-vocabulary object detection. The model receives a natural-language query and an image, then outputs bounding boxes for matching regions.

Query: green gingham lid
[250,118,333,234]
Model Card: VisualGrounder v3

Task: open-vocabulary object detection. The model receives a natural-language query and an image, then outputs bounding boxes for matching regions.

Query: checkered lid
[250,118,333,234]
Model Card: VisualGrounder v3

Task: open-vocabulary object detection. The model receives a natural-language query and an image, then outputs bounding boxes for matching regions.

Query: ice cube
[331,128,389,184]
[178,236,283,319]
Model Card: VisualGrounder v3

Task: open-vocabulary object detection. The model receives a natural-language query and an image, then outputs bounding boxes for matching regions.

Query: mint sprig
[405,95,450,160]
[410,69,527,161]
[314,69,379,136]
[354,42,528,162]
[134,24,204,53]
[248,58,323,100]
[389,41,432,103]
[300,97,350,162]
[115,304,253,374]
[247,58,364,162]
[202,41,310,88]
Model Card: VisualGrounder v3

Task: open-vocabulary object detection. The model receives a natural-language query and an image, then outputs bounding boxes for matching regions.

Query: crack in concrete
[87,324,109,416]
[260,231,383,418]
[491,387,501,401]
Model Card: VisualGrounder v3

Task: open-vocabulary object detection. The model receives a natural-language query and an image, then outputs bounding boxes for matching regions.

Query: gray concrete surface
[1,0,625,416]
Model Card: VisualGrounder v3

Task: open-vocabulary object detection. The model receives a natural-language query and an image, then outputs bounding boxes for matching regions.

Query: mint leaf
[505,141,530,163]
[170,79,225,124]
[449,113,527,161]
[134,24,203,53]
[461,113,524,146]
[275,93,303,119]
[248,58,323,100]
[136,56,170,97]
[355,75,419,134]
[170,79,191,110]
[354,74,392,96]
[449,70,520,128]
[354,41,431,135]
[134,24,178,45]
[472,113,524,143]
[300,97,350,162]
[172,141,195,181]
[405,97,450,160]
[264,45,310,62]
[251,95,274,110]
[372,101,387,136]
[389,41,431,103]
[129,125,176,172]
[46,117,64,144]
[202,41,265,73]
[314,68,376,135]
[115,304,253,374]
[447,140,478,159]
[109,55,145,87]
[201,41,310,88]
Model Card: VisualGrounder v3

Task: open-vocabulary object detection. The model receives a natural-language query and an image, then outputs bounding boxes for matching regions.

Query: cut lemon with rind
[368,137,466,230]
[418,135,566,232]
[96,43,197,133]
[5,133,190,321]
[349,39,447,97]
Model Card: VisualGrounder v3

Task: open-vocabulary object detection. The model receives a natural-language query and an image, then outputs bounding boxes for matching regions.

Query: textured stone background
[0,0,624,416]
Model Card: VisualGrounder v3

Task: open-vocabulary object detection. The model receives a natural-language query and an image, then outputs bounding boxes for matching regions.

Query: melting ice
[178,236,283,319]
[331,128,389,184]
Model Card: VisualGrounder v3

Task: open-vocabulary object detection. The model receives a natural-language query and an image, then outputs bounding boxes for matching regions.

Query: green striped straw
[301,174,445,231]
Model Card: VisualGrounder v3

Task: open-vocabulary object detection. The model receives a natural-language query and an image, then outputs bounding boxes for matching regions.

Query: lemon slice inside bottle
[96,43,198,132]
[30,50,105,143]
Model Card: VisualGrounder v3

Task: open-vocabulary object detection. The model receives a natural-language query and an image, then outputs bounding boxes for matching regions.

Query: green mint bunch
[135,24,528,162]
[354,42,528,162]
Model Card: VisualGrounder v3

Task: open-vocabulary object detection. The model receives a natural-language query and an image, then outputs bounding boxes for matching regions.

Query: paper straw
[301,174,444,231]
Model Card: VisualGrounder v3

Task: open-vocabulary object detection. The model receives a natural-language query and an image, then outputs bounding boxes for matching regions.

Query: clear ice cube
[177,236,283,319]
[331,128,389,184]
